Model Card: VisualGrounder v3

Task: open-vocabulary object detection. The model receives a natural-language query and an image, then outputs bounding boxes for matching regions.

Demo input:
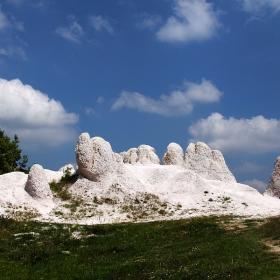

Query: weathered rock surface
[137,145,160,165]
[120,148,138,164]
[2,132,280,224]
[162,143,184,166]
[75,133,118,181]
[265,156,280,198]
[184,142,236,182]
[59,163,75,174]
[25,164,53,200]
[120,145,160,165]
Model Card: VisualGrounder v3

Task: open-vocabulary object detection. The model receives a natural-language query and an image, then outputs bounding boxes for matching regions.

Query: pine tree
[0,129,28,175]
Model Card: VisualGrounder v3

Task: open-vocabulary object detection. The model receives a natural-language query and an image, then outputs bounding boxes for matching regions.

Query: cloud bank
[156,0,222,43]
[0,78,79,148]
[189,113,280,154]
[112,79,222,116]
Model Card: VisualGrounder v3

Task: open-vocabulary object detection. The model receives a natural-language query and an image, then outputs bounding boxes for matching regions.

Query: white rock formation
[120,148,138,164]
[75,133,118,182]
[2,133,280,224]
[184,142,236,182]
[137,145,160,165]
[44,169,64,183]
[59,163,75,174]
[162,143,184,166]
[120,145,160,165]
[265,156,280,198]
[26,164,53,200]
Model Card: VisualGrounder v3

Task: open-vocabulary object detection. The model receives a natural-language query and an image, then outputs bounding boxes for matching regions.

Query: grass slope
[0,215,280,279]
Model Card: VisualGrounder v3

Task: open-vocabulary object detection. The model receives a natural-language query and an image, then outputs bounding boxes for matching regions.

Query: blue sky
[1,0,280,193]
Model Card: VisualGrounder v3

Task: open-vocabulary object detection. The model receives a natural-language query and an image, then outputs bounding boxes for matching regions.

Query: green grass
[1,215,280,279]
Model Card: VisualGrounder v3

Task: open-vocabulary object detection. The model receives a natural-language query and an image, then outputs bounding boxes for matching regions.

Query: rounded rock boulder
[75,133,117,181]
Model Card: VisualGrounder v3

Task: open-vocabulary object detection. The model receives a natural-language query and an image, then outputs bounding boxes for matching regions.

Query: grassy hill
[1,215,280,279]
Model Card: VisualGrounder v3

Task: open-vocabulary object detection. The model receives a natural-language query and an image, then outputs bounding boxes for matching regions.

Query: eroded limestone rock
[120,145,160,165]
[26,164,53,200]
[75,133,117,181]
[162,142,184,166]
[137,145,160,165]
[184,142,236,182]
[265,156,280,198]
[120,148,138,164]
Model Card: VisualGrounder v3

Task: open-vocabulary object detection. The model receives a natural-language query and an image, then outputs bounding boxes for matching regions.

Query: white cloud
[239,0,280,15]
[157,0,222,43]
[85,108,99,117]
[56,17,84,43]
[136,13,162,30]
[0,78,79,148]
[97,96,104,104]
[0,6,24,32]
[242,179,267,193]
[189,113,280,154]
[0,7,10,31]
[89,15,114,33]
[112,79,222,116]
[0,46,26,59]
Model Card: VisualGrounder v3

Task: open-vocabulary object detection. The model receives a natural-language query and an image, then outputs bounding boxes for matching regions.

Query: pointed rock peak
[185,142,236,182]
[265,156,280,198]
[163,142,184,166]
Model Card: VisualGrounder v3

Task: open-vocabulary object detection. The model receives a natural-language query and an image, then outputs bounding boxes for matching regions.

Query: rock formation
[137,145,160,165]
[75,133,118,181]
[162,143,184,166]
[2,132,280,223]
[120,145,160,165]
[265,156,280,198]
[59,163,75,174]
[25,164,53,200]
[120,148,138,164]
[184,142,236,182]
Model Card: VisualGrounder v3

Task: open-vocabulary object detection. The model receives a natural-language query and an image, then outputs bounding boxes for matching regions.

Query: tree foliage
[0,129,28,175]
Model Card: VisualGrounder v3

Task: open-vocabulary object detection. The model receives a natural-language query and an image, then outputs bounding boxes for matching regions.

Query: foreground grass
[0,216,280,279]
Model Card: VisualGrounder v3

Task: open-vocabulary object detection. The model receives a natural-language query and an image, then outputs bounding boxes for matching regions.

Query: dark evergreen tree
[0,129,28,175]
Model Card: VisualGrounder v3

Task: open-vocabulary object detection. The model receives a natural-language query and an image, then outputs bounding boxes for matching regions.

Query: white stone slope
[1,132,280,224]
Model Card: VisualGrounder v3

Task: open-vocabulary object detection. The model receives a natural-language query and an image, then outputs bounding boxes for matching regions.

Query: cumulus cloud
[189,113,280,154]
[112,79,222,116]
[239,0,280,15]
[56,17,84,43]
[0,78,79,148]
[156,0,222,43]
[89,15,114,33]
[242,179,267,193]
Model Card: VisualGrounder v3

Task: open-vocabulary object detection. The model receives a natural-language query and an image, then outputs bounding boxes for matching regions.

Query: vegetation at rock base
[50,167,79,200]
[0,129,28,175]
[1,215,280,279]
